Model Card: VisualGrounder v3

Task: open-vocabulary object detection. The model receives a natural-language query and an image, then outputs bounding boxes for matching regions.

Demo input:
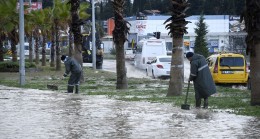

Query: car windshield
[159,57,171,62]
[220,57,244,67]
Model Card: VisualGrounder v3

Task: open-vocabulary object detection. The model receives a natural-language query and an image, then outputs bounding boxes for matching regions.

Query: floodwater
[0,85,259,139]
[101,59,192,81]
[1,59,258,138]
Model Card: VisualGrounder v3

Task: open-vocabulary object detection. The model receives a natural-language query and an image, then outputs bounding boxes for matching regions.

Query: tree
[204,0,222,15]
[39,8,52,66]
[25,11,37,64]
[186,0,204,15]
[132,0,147,15]
[242,0,260,105]
[0,0,15,61]
[194,14,209,58]
[48,0,70,68]
[0,32,5,62]
[125,0,132,17]
[29,10,43,65]
[0,0,19,62]
[161,0,172,15]
[69,0,83,65]
[164,0,190,96]
[112,0,130,89]
[101,0,114,20]
[51,0,71,70]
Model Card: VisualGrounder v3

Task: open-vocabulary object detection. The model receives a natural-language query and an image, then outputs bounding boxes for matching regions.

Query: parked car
[146,56,171,79]
[206,53,249,84]
[125,48,135,60]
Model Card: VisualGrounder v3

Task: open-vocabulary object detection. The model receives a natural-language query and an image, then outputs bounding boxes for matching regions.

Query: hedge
[0,61,36,72]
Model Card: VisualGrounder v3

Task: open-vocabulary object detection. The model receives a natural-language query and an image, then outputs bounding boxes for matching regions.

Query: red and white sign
[17,2,42,14]
[24,2,42,10]
[136,21,147,35]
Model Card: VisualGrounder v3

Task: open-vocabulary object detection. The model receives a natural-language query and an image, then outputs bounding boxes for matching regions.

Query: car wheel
[152,70,156,79]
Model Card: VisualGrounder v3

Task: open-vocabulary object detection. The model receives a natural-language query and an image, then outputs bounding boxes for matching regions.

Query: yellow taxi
[206,53,249,84]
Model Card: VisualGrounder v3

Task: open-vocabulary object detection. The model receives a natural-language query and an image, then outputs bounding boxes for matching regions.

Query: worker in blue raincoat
[186,52,216,108]
[61,55,82,93]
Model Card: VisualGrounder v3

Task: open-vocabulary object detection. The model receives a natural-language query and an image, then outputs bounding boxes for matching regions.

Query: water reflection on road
[0,86,259,139]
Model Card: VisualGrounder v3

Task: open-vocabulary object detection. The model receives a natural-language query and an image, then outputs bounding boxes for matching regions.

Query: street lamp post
[92,0,96,70]
[19,0,25,85]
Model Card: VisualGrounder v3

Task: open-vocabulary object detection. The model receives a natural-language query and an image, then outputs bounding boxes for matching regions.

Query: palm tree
[26,8,52,66]
[29,10,43,65]
[0,32,5,62]
[51,0,71,70]
[50,25,55,67]
[112,0,130,89]
[24,14,35,64]
[0,1,12,61]
[164,0,190,96]
[39,8,52,66]
[0,0,19,62]
[243,0,260,105]
[68,0,89,61]
[69,0,82,64]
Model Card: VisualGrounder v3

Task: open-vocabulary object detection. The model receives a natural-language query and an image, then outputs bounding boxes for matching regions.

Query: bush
[0,61,36,72]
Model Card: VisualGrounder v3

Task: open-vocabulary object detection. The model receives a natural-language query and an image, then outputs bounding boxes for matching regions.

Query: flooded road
[96,59,191,81]
[0,85,259,139]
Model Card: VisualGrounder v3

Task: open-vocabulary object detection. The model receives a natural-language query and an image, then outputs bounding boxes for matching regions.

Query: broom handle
[184,81,190,104]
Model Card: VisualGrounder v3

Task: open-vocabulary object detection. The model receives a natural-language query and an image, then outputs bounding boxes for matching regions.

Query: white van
[16,42,30,56]
[134,37,167,69]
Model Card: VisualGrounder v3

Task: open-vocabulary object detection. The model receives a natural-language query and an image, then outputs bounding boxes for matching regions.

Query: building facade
[106,15,247,54]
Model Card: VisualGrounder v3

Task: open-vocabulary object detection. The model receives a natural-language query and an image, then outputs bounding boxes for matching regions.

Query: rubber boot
[196,98,201,108]
[203,98,208,109]
[66,86,74,93]
[75,85,79,94]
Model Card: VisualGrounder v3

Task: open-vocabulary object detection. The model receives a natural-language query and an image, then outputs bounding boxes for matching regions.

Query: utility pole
[29,0,31,10]
[92,0,96,70]
[19,0,25,85]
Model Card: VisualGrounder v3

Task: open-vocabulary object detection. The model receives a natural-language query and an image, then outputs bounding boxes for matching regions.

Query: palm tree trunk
[35,36,40,65]
[10,29,18,62]
[115,40,128,89]
[69,27,74,57]
[112,0,129,89]
[41,35,46,66]
[0,37,4,62]
[70,0,82,61]
[244,0,260,105]
[250,43,260,105]
[11,42,17,62]
[28,34,33,64]
[50,25,55,67]
[55,20,61,71]
[70,0,84,82]
[164,0,190,96]
[167,37,184,96]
